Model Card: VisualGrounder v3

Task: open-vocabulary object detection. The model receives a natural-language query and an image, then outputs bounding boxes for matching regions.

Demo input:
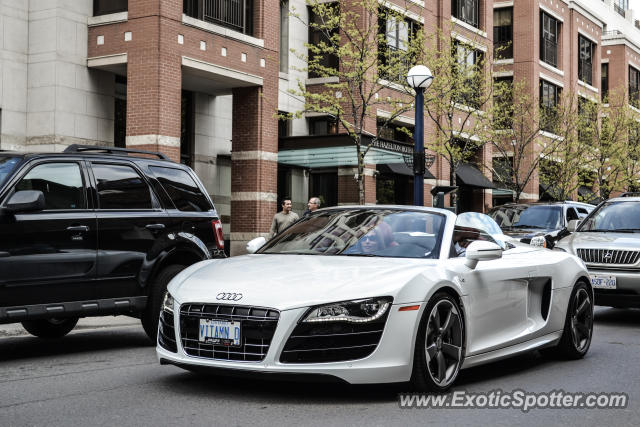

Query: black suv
[0,145,224,341]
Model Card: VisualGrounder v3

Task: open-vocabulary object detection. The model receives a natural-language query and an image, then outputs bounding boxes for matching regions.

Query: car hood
[501,227,557,239]
[169,254,438,311]
[564,232,640,250]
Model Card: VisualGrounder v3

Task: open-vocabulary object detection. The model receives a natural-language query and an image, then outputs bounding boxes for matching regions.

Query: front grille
[576,249,640,265]
[179,304,279,362]
[158,309,177,352]
[280,313,389,364]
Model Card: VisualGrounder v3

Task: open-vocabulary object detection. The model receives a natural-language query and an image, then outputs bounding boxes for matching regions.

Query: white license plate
[199,319,241,347]
[590,274,617,289]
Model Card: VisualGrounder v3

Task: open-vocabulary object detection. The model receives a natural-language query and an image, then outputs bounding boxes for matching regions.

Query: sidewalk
[0,316,141,338]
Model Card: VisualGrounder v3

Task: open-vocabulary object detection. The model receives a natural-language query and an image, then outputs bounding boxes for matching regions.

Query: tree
[421,25,494,208]
[574,90,632,200]
[287,0,426,204]
[487,78,565,202]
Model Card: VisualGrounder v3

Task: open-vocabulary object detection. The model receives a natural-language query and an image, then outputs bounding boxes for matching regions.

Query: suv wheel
[142,264,185,343]
[21,317,79,338]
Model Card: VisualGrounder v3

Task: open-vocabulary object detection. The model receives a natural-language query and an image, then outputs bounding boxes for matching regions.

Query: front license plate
[199,319,241,347]
[590,274,617,289]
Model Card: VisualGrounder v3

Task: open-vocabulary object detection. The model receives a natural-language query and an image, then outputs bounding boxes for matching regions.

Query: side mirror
[5,190,45,213]
[465,240,503,269]
[246,236,266,254]
[567,219,581,233]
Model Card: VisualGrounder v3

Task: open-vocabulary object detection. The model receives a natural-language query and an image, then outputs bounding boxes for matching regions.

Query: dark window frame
[452,0,480,29]
[578,35,595,86]
[601,63,609,101]
[540,11,559,68]
[378,8,421,84]
[540,79,561,133]
[93,0,127,16]
[307,5,339,78]
[629,66,640,108]
[493,7,513,59]
[453,40,485,109]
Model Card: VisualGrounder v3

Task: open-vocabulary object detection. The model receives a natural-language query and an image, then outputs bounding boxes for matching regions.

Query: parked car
[488,201,594,247]
[556,194,640,308]
[0,145,225,341]
[157,206,592,392]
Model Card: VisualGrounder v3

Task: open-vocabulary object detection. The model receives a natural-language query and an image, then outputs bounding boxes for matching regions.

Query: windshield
[0,157,20,188]
[489,205,562,230]
[579,201,640,232]
[258,209,446,258]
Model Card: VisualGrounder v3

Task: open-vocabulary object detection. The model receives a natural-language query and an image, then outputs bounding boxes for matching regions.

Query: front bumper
[587,267,640,307]
[156,304,422,384]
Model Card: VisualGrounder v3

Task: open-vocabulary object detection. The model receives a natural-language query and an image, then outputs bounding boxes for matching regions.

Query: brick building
[1,0,640,254]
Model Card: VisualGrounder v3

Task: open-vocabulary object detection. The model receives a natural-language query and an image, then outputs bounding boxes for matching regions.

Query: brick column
[230,86,278,256]
[337,165,376,205]
[125,3,182,161]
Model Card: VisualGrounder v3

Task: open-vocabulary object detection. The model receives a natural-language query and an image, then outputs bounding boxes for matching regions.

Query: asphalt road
[0,308,639,427]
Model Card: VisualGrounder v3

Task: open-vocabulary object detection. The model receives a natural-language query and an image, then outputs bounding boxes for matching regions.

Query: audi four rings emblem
[216,292,243,301]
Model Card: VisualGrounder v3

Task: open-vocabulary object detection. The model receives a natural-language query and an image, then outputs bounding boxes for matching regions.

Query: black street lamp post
[406,65,434,206]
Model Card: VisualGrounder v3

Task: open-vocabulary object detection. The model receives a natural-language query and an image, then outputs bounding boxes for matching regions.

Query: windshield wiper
[512,225,547,229]
[608,229,640,233]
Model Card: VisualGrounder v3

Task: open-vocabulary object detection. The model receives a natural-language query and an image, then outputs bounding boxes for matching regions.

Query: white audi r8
[156,207,593,391]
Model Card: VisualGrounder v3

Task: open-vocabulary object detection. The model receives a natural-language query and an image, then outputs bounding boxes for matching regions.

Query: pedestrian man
[269,198,299,238]
[303,197,321,216]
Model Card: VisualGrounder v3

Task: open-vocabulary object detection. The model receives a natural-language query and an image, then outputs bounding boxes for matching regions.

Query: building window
[493,76,513,129]
[540,12,559,68]
[578,36,595,86]
[114,75,126,148]
[578,97,596,144]
[308,5,339,78]
[452,0,479,29]
[180,91,195,167]
[453,41,484,109]
[308,116,338,135]
[378,9,420,83]
[377,119,414,144]
[280,1,289,73]
[614,0,628,18]
[183,0,254,36]
[493,8,513,59]
[630,66,640,108]
[93,0,127,16]
[540,79,560,133]
[278,111,291,138]
[601,63,609,101]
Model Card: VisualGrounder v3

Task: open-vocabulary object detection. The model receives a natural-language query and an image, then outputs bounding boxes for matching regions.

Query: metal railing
[184,0,253,35]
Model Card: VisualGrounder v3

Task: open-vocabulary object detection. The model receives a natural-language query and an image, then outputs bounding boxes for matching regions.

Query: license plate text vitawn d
[199,319,241,346]
[590,274,616,289]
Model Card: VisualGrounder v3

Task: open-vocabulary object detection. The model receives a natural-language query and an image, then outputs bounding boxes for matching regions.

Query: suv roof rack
[63,144,170,161]
[619,192,640,197]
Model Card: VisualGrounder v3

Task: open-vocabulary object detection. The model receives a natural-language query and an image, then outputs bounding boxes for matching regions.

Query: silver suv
[556,195,640,308]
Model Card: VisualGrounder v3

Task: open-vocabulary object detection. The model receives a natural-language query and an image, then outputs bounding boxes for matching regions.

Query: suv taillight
[212,220,225,250]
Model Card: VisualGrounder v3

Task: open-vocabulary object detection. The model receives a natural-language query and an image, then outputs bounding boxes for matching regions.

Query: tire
[142,264,185,343]
[411,292,465,392]
[21,317,79,338]
[546,280,593,360]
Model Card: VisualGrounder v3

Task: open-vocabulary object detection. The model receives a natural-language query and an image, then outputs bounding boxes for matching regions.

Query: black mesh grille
[158,310,177,353]
[280,313,389,364]
[577,249,640,265]
[179,304,279,362]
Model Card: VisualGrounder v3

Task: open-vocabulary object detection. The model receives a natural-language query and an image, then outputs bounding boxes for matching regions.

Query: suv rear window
[150,166,212,212]
[0,157,20,188]
[92,163,152,210]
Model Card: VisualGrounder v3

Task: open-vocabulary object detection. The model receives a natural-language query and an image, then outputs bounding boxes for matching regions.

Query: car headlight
[162,291,174,314]
[530,235,547,248]
[302,297,393,323]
